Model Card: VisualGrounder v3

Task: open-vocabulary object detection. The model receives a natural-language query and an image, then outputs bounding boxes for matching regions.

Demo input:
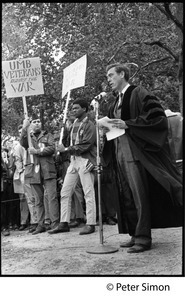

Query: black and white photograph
[1,2,184,299]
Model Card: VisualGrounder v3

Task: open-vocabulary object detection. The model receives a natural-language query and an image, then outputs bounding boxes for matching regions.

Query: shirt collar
[120,83,130,96]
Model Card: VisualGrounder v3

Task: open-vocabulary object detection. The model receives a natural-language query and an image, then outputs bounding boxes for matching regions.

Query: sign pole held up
[58,90,71,154]
[22,95,34,164]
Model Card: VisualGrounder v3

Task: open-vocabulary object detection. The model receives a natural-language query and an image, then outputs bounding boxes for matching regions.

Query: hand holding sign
[22,117,31,130]
[56,143,66,153]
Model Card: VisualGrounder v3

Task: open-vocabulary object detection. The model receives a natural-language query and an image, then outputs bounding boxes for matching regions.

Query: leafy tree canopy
[2,2,183,136]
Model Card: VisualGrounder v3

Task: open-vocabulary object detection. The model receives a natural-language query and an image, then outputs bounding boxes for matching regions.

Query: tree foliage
[2,2,183,136]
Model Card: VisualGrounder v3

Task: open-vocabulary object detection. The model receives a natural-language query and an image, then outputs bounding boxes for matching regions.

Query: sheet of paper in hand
[97,116,125,141]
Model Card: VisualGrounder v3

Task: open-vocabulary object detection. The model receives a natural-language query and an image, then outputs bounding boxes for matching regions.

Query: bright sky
[29,37,65,62]
[52,48,65,62]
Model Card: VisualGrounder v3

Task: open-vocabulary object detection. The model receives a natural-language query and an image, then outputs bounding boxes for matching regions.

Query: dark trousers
[95,181,117,220]
[115,134,151,246]
[1,180,20,228]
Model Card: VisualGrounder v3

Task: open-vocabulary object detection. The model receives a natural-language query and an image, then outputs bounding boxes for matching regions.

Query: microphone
[93,92,107,101]
[90,92,107,108]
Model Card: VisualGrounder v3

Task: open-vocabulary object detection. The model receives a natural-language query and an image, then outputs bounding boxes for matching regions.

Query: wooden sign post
[58,90,71,153]
[22,95,34,163]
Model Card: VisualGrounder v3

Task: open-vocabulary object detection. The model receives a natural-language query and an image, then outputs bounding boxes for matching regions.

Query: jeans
[60,156,96,225]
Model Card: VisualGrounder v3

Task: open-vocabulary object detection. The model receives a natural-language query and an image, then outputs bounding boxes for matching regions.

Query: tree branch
[153,3,183,32]
[130,56,172,80]
[144,40,178,61]
[107,41,129,64]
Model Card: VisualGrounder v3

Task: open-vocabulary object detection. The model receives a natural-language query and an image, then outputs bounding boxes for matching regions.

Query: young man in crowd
[20,116,59,235]
[48,99,97,235]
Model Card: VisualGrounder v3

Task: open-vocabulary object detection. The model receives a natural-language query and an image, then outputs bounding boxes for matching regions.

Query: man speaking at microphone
[101,63,182,253]
[48,99,97,235]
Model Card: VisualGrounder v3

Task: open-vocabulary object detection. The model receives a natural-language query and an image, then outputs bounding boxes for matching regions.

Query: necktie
[118,93,123,108]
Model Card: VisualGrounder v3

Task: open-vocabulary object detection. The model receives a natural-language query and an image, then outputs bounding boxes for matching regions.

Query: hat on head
[31,113,40,121]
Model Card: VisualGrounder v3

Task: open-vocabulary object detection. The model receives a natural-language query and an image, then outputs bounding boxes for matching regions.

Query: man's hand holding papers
[97,116,127,141]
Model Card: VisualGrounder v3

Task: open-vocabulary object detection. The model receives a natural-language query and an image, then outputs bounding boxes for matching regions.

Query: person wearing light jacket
[48,99,97,235]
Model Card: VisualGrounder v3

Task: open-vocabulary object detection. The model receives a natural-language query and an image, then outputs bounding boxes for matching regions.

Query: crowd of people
[1,63,183,254]
[1,100,117,237]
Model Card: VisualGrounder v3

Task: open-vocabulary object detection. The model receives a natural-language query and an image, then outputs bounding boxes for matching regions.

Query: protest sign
[62,54,87,98]
[2,57,44,98]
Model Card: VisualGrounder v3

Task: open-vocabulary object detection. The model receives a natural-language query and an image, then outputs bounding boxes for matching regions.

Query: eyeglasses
[32,119,41,124]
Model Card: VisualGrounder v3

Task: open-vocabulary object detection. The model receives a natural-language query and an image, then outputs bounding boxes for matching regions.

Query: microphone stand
[86,99,118,254]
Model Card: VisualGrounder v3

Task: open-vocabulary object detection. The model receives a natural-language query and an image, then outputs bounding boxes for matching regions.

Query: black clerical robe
[102,85,183,233]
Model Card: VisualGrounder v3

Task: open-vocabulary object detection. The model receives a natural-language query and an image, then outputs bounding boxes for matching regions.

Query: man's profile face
[31,119,41,133]
[107,67,124,92]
